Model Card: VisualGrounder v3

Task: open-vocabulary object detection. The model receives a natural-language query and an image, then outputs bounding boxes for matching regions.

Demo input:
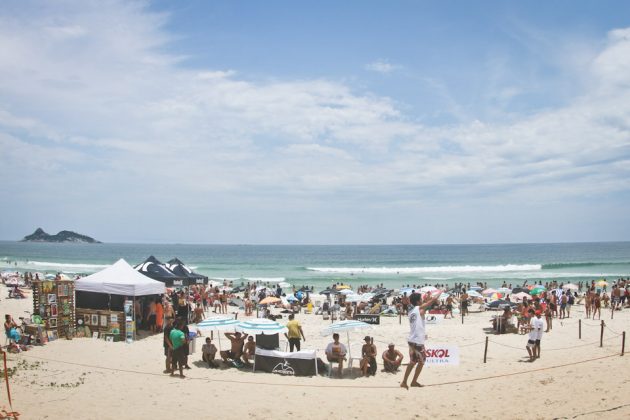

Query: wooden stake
[483,336,488,363]
[622,331,625,356]
[579,319,581,339]
[600,320,605,347]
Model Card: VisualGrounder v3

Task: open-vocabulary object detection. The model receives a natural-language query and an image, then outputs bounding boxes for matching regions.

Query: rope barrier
[487,333,622,352]
[10,352,620,390]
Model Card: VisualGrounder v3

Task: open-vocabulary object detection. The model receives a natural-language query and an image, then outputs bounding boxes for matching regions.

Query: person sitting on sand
[325,333,347,377]
[220,332,248,365]
[202,337,218,368]
[242,336,256,365]
[360,336,377,376]
[382,343,404,372]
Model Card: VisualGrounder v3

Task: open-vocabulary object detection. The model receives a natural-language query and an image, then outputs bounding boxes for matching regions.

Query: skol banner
[424,344,459,366]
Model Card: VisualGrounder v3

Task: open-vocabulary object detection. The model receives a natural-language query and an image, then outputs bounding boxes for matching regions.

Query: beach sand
[1,295,629,420]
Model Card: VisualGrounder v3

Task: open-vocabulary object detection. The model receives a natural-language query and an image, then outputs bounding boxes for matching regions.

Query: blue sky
[1,0,629,244]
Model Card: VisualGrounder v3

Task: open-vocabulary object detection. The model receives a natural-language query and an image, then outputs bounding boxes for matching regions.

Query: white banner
[424,344,459,366]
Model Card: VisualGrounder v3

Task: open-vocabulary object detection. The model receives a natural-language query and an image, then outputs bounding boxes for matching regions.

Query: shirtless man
[382,343,404,372]
[592,294,601,320]
[611,286,621,311]
[242,336,256,365]
[460,289,469,316]
[401,291,441,389]
[360,336,377,377]
[220,332,248,364]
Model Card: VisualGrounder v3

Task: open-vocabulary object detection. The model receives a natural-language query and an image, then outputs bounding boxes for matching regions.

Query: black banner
[354,314,380,325]
[254,349,318,376]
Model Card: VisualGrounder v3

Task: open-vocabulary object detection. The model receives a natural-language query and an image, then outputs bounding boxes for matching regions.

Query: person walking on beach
[592,294,601,320]
[528,310,544,360]
[401,292,441,390]
[285,314,305,352]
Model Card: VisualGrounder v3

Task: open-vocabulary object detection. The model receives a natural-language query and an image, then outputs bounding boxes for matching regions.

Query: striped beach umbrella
[194,316,239,331]
[190,316,239,351]
[236,318,288,335]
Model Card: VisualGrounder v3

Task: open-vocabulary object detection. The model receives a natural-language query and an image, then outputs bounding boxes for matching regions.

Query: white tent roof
[75,258,165,296]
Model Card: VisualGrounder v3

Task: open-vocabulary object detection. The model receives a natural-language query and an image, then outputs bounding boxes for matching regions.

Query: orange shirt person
[155,299,164,331]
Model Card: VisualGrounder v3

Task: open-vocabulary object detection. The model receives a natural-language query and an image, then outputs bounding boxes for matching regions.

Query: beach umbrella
[236,319,287,335]
[469,286,482,291]
[497,287,512,294]
[339,289,355,295]
[482,288,498,295]
[285,294,298,302]
[511,287,527,294]
[596,280,608,287]
[512,292,531,301]
[489,292,503,301]
[336,285,351,290]
[466,290,482,298]
[529,287,545,296]
[562,283,579,291]
[259,296,281,305]
[420,286,438,293]
[320,320,373,364]
[486,300,517,310]
[345,294,362,303]
[359,292,375,303]
[190,316,239,351]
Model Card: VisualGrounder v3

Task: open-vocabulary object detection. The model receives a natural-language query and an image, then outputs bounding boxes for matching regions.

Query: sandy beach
[1,292,628,420]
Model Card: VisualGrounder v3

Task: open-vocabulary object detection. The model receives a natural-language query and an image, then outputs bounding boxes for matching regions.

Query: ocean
[1,241,629,290]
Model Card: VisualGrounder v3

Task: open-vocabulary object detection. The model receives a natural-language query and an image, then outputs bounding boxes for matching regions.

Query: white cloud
[365,59,401,74]
[0,1,629,243]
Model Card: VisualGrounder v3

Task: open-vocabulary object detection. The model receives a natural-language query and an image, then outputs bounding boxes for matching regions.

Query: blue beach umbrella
[235,319,288,335]
[191,316,239,351]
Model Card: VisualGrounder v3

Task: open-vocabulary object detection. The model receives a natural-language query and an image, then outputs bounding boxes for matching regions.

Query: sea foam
[306,264,542,274]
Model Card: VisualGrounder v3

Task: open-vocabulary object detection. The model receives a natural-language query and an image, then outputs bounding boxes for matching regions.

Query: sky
[1,0,629,245]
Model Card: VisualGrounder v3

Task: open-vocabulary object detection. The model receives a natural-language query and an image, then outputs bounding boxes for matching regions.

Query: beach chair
[348,347,363,371]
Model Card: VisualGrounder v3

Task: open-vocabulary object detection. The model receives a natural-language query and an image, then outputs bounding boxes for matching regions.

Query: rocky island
[21,228,102,243]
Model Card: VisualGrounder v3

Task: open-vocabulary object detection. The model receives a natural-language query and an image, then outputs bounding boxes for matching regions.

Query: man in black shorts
[220,332,248,365]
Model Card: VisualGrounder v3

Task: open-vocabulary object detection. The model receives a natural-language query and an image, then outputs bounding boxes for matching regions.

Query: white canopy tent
[76,258,165,296]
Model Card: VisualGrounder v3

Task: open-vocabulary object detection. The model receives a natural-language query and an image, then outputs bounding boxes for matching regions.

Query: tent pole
[133,296,136,342]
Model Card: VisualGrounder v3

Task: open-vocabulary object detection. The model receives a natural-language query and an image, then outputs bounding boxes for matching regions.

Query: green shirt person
[170,328,186,350]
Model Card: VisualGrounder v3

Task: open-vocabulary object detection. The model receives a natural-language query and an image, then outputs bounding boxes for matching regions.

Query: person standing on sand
[169,319,187,378]
[163,317,174,374]
[529,310,544,360]
[401,292,441,390]
[285,314,306,352]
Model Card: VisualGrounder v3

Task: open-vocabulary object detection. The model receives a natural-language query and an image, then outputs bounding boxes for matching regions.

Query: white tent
[76,258,165,296]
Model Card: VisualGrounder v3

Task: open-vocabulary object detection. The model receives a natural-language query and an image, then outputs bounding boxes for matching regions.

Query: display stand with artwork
[32,280,76,340]
[75,308,125,340]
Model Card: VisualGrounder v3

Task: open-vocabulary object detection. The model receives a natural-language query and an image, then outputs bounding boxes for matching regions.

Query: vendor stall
[32,279,76,341]
[75,258,165,342]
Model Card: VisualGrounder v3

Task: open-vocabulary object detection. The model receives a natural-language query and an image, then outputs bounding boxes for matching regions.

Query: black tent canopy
[166,258,207,285]
[134,255,183,287]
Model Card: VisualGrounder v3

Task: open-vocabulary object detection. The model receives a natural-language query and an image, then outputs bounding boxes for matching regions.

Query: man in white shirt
[325,333,348,377]
[401,292,441,389]
[527,310,544,361]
